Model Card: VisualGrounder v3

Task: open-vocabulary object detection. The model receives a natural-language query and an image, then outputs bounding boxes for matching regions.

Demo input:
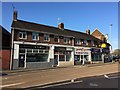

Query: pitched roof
[11,19,101,41]
[92,28,104,36]
[0,25,10,36]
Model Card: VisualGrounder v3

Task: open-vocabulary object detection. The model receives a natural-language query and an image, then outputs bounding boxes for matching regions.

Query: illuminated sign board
[101,43,107,48]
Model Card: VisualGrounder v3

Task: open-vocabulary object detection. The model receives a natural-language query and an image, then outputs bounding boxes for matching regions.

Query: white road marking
[0,82,25,88]
[41,80,83,88]
[89,83,98,87]
[104,75,120,79]
[104,75,109,79]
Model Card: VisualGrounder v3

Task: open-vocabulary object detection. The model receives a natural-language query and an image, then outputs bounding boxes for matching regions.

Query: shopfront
[74,48,91,65]
[54,47,74,67]
[19,44,50,68]
[12,44,54,69]
[91,48,102,62]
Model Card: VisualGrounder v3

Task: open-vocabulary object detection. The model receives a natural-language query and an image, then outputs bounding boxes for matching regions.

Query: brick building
[92,28,111,62]
[10,11,107,70]
[0,25,11,70]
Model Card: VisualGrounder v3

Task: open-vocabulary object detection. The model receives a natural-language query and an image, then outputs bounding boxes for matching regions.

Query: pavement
[1,62,117,75]
[1,62,119,89]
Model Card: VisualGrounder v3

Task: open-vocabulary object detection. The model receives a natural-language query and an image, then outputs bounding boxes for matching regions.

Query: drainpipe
[10,28,14,70]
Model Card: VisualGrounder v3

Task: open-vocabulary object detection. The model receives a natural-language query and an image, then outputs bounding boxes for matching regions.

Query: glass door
[19,54,25,67]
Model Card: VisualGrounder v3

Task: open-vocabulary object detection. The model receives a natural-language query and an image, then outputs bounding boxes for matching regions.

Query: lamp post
[109,24,113,53]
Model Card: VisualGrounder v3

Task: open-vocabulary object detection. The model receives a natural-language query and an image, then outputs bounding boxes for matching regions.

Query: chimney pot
[13,10,18,21]
[58,22,64,30]
[86,30,90,35]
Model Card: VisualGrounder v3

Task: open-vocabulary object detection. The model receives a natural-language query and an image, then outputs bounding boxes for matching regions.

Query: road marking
[104,75,120,79]
[89,83,98,87]
[41,80,83,88]
[104,75,109,79]
[0,82,25,88]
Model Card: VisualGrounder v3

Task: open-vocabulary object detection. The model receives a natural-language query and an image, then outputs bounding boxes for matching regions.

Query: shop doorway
[54,55,59,66]
[19,54,25,67]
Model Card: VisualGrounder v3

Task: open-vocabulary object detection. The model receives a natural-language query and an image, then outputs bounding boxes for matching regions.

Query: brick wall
[1,49,10,70]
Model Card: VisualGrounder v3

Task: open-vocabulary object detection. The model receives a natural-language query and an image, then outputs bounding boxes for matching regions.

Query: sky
[1,2,118,50]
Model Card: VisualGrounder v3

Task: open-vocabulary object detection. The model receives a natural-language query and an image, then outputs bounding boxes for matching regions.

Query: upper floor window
[83,40,87,45]
[54,36,59,43]
[32,33,39,40]
[19,32,27,39]
[91,40,94,46]
[44,34,50,41]
[75,39,81,45]
[87,40,91,45]
[64,37,70,44]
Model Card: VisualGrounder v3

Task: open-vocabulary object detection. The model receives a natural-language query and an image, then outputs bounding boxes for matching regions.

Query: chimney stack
[13,10,18,21]
[58,22,64,30]
[86,30,90,35]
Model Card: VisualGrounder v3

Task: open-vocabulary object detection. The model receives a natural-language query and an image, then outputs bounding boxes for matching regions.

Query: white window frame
[64,37,70,44]
[19,32,27,39]
[44,34,50,41]
[76,39,81,45]
[54,36,59,43]
[91,40,94,46]
[84,40,87,45]
[86,40,89,45]
[32,33,39,41]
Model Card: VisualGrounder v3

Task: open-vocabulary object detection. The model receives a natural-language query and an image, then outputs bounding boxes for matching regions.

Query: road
[1,63,119,89]
[36,72,119,88]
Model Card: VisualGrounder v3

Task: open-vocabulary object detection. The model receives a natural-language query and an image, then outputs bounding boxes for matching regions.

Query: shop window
[33,49,38,53]
[44,34,50,41]
[32,33,39,40]
[84,55,89,61]
[66,51,71,61]
[26,53,36,62]
[19,32,27,39]
[26,53,48,62]
[66,55,71,61]
[19,48,25,53]
[59,51,65,54]
[54,36,59,43]
[59,55,65,61]
[54,51,59,54]
[27,49,32,53]
[74,55,80,61]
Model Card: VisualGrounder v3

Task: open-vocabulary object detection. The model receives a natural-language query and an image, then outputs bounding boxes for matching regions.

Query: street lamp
[109,24,113,53]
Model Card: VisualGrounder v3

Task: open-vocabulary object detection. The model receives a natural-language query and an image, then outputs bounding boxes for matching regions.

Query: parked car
[113,56,120,62]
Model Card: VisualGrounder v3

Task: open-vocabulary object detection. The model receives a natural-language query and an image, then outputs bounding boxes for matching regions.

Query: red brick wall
[1,50,10,70]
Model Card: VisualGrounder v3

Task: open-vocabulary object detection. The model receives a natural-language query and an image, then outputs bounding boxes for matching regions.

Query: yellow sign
[101,43,106,48]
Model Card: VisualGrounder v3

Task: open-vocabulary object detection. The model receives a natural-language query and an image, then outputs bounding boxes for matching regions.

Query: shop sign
[55,47,66,51]
[75,52,89,55]
[66,47,73,51]
[101,43,107,48]
[75,48,89,52]
[91,48,101,53]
